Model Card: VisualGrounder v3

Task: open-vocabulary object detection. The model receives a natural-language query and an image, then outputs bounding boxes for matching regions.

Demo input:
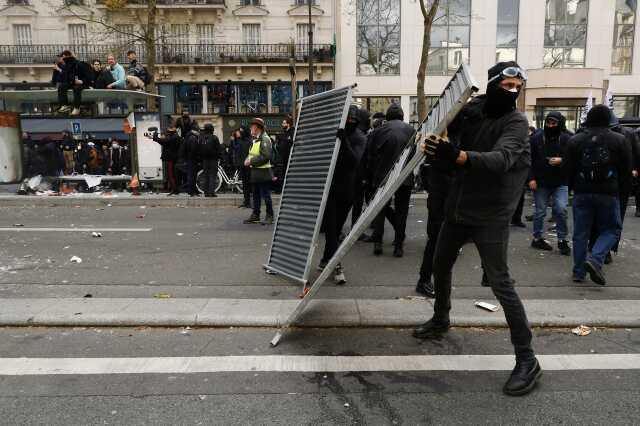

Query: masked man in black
[414,62,541,397]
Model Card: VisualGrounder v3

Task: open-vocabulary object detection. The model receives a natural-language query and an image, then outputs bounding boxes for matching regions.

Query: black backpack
[579,135,615,184]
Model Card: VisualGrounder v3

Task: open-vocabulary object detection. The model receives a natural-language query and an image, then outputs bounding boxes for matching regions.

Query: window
[69,24,87,45]
[176,84,203,115]
[271,84,293,113]
[410,96,439,124]
[241,0,261,6]
[242,24,261,44]
[207,84,236,114]
[427,0,471,76]
[295,0,316,5]
[356,0,401,75]
[197,24,215,44]
[13,24,32,46]
[170,24,190,45]
[238,84,268,114]
[543,0,589,68]
[353,96,401,115]
[612,95,640,118]
[296,23,316,46]
[611,0,636,74]
[115,24,135,47]
[496,0,519,62]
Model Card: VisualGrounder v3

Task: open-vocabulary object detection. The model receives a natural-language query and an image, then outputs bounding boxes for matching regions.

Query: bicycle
[196,164,243,194]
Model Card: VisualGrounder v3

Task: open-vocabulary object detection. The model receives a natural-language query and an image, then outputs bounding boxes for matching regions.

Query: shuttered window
[13,24,32,46]
[69,24,87,45]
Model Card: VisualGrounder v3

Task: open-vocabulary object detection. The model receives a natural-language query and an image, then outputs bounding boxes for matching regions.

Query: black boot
[373,242,383,256]
[393,244,404,258]
[415,280,435,298]
[412,317,450,339]
[503,358,542,396]
[558,240,571,256]
[243,213,260,224]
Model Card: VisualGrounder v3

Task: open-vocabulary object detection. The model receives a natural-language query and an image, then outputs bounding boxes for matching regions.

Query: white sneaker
[333,264,346,285]
[70,108,80,116]
[58,105,72,113]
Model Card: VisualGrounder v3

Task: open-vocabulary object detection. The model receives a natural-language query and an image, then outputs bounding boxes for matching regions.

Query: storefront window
[612,95,640,118]
[238,84,268,114]
[207,84,236,114]
[271,84,293,114]
[354,96,401,115]
[543,0,589,68]
[175,84,203,115]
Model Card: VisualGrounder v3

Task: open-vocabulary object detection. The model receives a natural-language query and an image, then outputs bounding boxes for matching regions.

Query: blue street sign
[72,122,81,135]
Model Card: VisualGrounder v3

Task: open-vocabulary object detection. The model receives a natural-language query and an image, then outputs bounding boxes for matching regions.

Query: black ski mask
[483,61,523,117]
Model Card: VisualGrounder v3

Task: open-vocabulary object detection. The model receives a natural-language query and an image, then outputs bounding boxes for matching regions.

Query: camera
[144,126,159,139]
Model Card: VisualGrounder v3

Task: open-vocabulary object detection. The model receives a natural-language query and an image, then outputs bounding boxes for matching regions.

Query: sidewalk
[1,298,637,328]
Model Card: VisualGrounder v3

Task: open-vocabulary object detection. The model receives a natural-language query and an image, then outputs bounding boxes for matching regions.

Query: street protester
[233,127,253,208]
[183,123,201,196]
[243,118,275,225]
[529,111,573,255]
[367,103,415,258]
[350,108,372,240]
[199,123,222,198]
[57,50,94,116]
[318,105,366,285]
[274,116,295,192]
[567,105,632,285]
[415,62,541,396]
[152,125,180,194]
[176,110,197,138]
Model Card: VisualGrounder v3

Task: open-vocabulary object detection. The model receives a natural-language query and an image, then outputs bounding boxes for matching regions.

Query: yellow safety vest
[248,136,271,169]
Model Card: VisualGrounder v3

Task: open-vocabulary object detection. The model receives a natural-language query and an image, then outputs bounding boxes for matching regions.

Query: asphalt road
[1,197,640,300]
[0,326,638,425]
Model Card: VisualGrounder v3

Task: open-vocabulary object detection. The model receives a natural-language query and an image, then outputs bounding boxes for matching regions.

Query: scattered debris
[96,208,104,211]
[13,224,24,227]
[572,325,592,336]
[136,214,146,219]
[70,256,83,264]
[140,206,147,209]
[83,294,93,298]
[198,395,207,401]
[403,295,427,301]
[154,292,172,299]
[176,233,184,236]
[344,403,350,408]
[63,246,70,250]
[417,220,424,223]
[475,301,499,312]
[91,232,103,238]
[22,255,32,259]
[107,203,113,207]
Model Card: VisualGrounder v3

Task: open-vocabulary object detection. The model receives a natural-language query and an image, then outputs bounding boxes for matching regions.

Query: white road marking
[0,354,638,376]
[0,228,152,232]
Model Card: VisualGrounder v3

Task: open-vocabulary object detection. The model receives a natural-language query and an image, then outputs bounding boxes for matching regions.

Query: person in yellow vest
[243,117,274,225]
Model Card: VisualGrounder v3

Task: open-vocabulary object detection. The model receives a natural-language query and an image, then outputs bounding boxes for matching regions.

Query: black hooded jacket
[153,132,180,162]
[366,103,415,188]
[443,95,530,226]
[333,106,366,190]
[529,111,573,187]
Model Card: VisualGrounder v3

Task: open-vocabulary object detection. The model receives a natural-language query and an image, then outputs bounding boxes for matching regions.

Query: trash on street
[475,301,499,312]
[572,325,593,336]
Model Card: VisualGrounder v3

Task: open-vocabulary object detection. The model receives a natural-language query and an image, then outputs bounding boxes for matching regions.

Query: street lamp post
[308,0,314,95]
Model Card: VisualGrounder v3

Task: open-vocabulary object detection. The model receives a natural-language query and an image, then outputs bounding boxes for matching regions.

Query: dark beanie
[488,61,520,84]
[385,103,404,121]
[585,105,612,128]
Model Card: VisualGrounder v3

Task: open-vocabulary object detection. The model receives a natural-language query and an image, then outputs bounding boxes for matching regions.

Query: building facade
[336,0,640,130]
[0,0,336,139]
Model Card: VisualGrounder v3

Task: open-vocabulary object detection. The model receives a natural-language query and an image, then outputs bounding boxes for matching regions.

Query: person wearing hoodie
[416,62,540,396]
[319,105,366,285]
[182,124,201,196]
[199,123,221,197]
[529,111,573,255]
[567,105,632,285]
[152,126,181,194]
[367,103,415,258]
[233,126,253,208]
[351,108,371,233]
[57,50,93,116]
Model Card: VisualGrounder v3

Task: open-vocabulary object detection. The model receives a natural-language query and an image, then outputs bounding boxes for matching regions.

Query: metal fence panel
[271,64,479,346]
[265,85,354,284]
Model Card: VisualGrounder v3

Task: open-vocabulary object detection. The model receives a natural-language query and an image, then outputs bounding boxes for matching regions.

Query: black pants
[512,189,525,223]
[183,160,197,195]
[433,221,534,361]
[351,180,367,228]
[322,185,354,263]
[241,166,252,206]
[58,83,84,108]
[252,181,274,217]
[419,212,444,284]
[202,159,218,195]
[371,184,411,245]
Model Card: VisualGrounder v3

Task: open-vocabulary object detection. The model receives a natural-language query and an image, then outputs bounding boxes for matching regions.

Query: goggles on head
[488,66,528,85]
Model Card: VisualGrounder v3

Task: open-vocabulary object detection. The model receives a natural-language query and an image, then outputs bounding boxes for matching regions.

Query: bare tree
[52,0,159,110]
[416,0,440,122]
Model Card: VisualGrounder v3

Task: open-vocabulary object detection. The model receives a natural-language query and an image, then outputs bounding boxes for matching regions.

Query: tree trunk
[146,0,158,112]
[417,0,440,123]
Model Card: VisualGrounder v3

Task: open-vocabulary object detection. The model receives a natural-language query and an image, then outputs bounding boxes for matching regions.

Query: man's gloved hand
[423,133,459,166]
[336,128,346,141]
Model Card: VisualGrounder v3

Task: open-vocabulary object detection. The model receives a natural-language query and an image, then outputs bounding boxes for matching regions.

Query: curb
[0,298,637,328]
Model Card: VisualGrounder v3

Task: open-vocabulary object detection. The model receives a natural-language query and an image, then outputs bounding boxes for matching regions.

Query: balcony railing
[0,44,334,65]
[96,0,226,6]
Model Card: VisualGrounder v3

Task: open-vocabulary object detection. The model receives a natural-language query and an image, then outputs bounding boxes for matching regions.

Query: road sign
[270,64,479,346]
[72,122,81,135]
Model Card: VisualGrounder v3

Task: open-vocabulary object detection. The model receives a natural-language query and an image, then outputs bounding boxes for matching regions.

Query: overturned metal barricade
[265,86,355,285]
[271,64,479,346]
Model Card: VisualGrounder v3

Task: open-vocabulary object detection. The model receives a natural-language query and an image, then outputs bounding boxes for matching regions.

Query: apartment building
[0,0,336,138]
[336,0,640,130]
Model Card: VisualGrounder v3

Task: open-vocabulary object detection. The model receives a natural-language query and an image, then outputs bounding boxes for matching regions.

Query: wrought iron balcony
[95,0,226,6]
[0,44,335,65]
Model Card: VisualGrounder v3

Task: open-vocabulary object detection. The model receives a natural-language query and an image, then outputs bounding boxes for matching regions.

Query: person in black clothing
[234,127,253,208]
[415,62,541,396]
[51,54,64,88]
[182,124,200,196]
[351,108,371,238]
[274,116,294,193]
[320,105,366,285]
[92,59,115,89]
[152,126,180,194]
[567,105,632,285]
[635,128,640,217]
[367,103,415,258]
[199,123,221,197]
[611,122,639,252]
[57,50,93,116]
[176,110,196,137]
[529,111,573,255]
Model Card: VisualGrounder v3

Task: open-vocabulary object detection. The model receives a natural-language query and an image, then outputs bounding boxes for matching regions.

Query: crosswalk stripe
[0,354,638,376]
[0,228,152,232]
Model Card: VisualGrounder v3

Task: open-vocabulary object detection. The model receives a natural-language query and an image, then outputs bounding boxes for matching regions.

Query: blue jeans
[533,185,569,241]
[252,181,274,217]
[572,193,622,278]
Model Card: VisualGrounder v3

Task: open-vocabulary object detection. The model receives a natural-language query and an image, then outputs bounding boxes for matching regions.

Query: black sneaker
[585,259,606,285]
[531,238,553,251]
[393,244,404,258]
[243,214,260,224]
[558,240,571,256]
[415,280,435,298]
[604,252,613,265]
[373,242,383,256]
[503,358,542,396]
[511,221,526,228]
[412,318,450,339]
